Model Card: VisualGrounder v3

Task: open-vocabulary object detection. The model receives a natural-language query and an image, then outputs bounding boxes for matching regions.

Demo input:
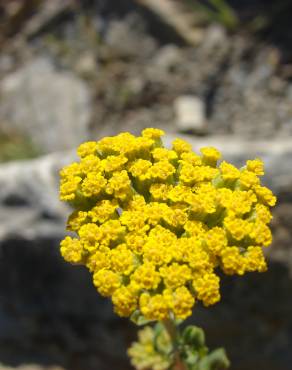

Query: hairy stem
[163,319,187,370]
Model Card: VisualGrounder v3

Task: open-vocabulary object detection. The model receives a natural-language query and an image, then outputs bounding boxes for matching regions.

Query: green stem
[163,320,187,370]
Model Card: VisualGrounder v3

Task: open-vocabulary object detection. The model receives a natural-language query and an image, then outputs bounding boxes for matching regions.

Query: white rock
[0,151,75,215]
[0,150,76,241]
[174,95,207,134]
[0,57,91,153]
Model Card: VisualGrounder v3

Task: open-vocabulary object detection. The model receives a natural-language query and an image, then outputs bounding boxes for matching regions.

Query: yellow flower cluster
[59,128,276,321]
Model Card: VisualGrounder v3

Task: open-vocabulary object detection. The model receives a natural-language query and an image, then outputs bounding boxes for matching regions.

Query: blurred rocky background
[0,0,292,369]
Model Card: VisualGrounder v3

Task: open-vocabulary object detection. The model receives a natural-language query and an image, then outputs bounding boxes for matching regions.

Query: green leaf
[183,349,200,368]
[198,348,230,370]
[153,323,171,355]
[182,325,206,349]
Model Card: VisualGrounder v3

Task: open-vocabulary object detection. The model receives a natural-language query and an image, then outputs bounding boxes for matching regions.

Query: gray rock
[174,95,207,134]
[151,44,183,71]
[0,207,39,241]
[104,14,157,59]
[0,150,124,369]
[0,55,13,75]
[245,65,273,92]
[201,24,228,54]
[0,151,76,243]
[287,83,292,100]
[136,0,204,45]
[0,366,64,370]
[279,120,292,136]
[0,58,91,153]
[229,65,249,89]
[210,70,290,137]
[0,151,74,216]
[74,51,97,78]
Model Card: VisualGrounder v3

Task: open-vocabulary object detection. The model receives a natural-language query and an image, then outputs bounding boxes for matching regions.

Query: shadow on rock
[0,237,134,370]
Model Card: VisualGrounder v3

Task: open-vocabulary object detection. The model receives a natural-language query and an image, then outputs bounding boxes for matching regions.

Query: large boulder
[0,58,91,153]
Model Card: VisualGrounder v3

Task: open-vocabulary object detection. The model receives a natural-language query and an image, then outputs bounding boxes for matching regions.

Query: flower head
[59,128,276,321]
